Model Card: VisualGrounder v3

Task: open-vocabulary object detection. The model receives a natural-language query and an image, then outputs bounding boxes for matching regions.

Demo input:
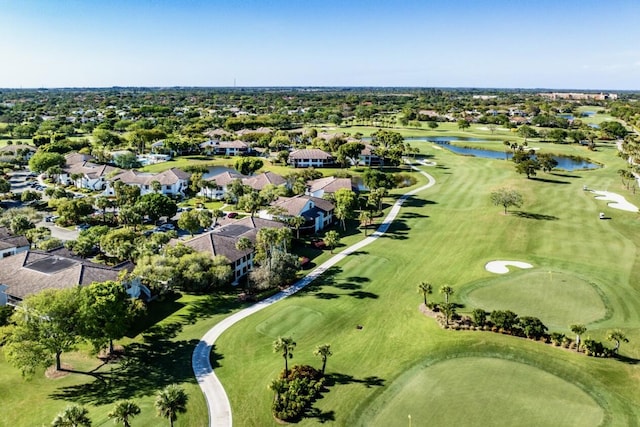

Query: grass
[358,357,604,426]
[459,270,608,330]
[213,140,640,425]
[0,292,247,427]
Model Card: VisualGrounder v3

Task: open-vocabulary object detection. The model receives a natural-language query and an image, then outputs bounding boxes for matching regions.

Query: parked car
[227,212,237,218]
[159,223,175,231]
[75,223,90,231]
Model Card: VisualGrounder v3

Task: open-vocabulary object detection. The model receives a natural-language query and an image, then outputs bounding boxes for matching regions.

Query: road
[192,162,437,427]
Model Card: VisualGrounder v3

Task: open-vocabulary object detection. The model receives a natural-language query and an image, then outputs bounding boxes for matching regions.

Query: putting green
[255,305,324,338]
[358,357,604,427]
[461,271,607,329]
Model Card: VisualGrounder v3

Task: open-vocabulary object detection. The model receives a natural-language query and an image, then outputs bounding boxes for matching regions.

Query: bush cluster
[271,365,325,421]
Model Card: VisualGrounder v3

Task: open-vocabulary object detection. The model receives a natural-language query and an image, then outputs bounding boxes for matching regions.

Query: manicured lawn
[358,357,604,426]
[213,140,640,425]
[459,270,608,331]
[0,292,247,426]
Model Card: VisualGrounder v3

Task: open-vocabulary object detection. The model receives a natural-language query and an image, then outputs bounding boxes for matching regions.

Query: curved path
[192,163,436,427]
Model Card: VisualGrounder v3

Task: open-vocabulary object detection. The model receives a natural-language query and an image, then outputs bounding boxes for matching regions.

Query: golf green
[461,270,607,330]
[358,357,604,427]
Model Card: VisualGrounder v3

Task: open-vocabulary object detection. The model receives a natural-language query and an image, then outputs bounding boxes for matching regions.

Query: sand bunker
[485,260,533,274]
[592,191,639,212]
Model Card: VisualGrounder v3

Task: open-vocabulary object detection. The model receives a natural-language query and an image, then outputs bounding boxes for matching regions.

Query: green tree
[10,214,35,235]
[52,404,92,427]
[324,230,340,254]
[113,182,141,207]
[490,188,523,215]
[440,302,456,326]
[5,288,81,375]
[417,281,433,306]
[313,344,332,375]
[472,308,487,327]
[519,316,548,339]
[28,151,65,173]
[234,157,264,175]
[137,193,178,224]
[570,324,587,352]
[237,191,264,218]
[155,384,188,427]
[359,210,373,235]
[177,209,210,236]
[334,188,358,230]
[439,285,454,304]
[114,152,141,169]
[21,189,42,202]
[457,119,470,131]
[211,209,224,227]
[607,329,628,354]
[492,310,519,333]
[0,177,10,194]
[273,336,296,376]
[288,215,306,239]
[108,400,141,427]
[336,142,364,167]
[78,281,137,355]
[427,121,439,130]
[100,228,138,262]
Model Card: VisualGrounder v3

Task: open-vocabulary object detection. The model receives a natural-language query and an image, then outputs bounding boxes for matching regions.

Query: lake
[436,143,599,171]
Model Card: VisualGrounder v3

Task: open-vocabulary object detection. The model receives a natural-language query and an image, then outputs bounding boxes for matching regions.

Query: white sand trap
[485,260,533,274]
[592,191,639,212]
[431,145,442,150]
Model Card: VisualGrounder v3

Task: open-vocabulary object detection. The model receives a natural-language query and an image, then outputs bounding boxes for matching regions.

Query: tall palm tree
[289,215,306,239]
[108,400,141,427]
[440,285,454,304]
[235,236,253,252]
[570,324,587,352]
[607,329,629,354]
[359,210,373,236]
[211,209,223,227]
[313,344,332,375]
[52,404,92,427]
[155,384,189,427]
[417,282,433,306]
[273,336,296,376]
[440,302,456,326]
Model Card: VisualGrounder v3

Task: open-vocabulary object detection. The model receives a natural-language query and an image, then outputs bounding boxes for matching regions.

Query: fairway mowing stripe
[192,161,436,427]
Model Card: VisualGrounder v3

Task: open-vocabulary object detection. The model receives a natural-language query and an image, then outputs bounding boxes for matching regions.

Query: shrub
[550,332,566,346]
[471,308,487,326]
[271,364,325,421]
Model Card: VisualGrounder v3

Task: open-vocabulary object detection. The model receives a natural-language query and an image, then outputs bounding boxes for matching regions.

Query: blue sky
[1,0,639,89]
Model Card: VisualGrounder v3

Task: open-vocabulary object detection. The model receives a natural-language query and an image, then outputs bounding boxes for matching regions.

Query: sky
[0,0,639,90]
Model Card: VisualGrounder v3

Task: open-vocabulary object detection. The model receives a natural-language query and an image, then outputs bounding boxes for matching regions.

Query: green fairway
[460,270,608,330]
[358,357,604,427]
[214,139,640,425]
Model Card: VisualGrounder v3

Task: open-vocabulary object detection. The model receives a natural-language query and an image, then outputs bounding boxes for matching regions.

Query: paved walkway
[192,163,436,427]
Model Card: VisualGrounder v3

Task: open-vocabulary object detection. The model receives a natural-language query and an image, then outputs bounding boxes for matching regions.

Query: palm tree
[417,282,433,306]
[607,329,629,354]
[108,400,141,427]
[155,384,189,427]
[570,324,587,352]
[235,236,253,252]
[440,285,454,304]
[289,215,306,239]
[324,230,340,254]
[440,302,456,326]
[359,210,373,236]
[52,404,92,427]
[273,336,296,376]
[313,344,332,375]
[211,209,223,227]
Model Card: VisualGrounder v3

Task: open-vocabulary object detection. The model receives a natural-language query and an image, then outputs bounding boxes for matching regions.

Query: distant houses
[288,149,334,168]
[200,139,250,156]
[105,168,191,197]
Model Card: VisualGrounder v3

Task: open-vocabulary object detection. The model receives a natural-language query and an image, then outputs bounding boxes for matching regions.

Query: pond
[203,166,237,178]
[363,136,488,143]
[435,143,599,171]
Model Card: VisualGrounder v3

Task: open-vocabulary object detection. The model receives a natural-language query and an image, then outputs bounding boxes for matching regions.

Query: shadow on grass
[513,211,559,221]
[126,292,185,338]
[326,373,385,388]
[550,172,581,179]
[529,177,570,185]
[614,354,640,365]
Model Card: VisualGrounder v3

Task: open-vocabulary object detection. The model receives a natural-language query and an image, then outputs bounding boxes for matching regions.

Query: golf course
[212,135,640,426]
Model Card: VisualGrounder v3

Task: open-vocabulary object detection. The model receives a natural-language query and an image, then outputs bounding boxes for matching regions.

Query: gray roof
[288,149,333,160]
[0,251,126,300]
[174,216,285,263]
[307,176,353,194]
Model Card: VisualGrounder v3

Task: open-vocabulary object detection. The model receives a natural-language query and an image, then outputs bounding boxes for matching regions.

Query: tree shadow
[126,293,185,337]
[326,373,385,388]
[333,283,361,291]
[614,354,640,365]
[513,211,559,221]
[180,293,246,325]
[550,172,581,179]
[529,177,570,184]
[349,291,379,299]
[306,408,336,423]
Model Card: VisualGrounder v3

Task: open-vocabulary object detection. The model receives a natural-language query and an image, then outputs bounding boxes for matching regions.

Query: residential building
[0,227,30,259]
[105,168,191,197]
[288,149,334,168]
[175,216,285,282]
[59,155,120,190]
[260,195,335,233]
[305,176,354,198]
[198,171,247,199]
[200,139,250,156]
[0,250,129,306]
[243,171,287,191]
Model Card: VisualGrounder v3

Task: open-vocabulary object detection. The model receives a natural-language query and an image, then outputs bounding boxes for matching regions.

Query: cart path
[192,163,436,427]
